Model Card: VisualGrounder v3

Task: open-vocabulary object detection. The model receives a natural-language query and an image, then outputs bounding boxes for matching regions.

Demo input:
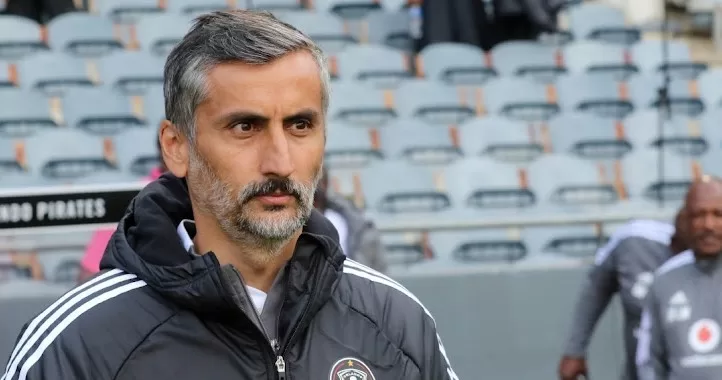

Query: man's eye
[292,120,311,130]
[232,122,253,132]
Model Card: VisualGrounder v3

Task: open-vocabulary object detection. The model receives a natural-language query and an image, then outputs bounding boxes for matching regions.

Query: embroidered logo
[329,357,376,380]
[688,319,721,354]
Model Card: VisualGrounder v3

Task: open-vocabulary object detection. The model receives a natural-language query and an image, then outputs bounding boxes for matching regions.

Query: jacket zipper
[275,355,287,380]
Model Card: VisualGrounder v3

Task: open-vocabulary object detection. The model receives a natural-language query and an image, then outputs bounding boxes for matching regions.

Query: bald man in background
[637,177,722,380]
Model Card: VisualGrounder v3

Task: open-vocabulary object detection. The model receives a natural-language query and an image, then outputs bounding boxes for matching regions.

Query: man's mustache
[240,178,304,203]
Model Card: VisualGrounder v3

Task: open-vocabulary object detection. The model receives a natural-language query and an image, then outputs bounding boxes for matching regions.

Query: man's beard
[186,146,322,260]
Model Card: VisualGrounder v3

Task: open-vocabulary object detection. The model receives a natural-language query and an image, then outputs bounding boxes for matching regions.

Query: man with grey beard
[1,10,458,380]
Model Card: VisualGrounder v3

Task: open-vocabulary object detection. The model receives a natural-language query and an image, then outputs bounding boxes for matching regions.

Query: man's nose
[258,125,294,178]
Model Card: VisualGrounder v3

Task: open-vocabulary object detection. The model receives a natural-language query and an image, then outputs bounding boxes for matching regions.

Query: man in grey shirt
[559,209,689,380]
[636,178,722,380]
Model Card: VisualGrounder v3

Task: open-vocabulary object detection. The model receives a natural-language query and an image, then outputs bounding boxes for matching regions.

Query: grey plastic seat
[360,160,451,214]
[26,129,118,179]
[395,79,475,124]
[328,81,396,125]
[63,87,147,135]
[529,154,619,206]
[353,10,412,51]
[622,148,699,202]
[548,111,632,159]
[47,12,123,57]
[114,128,160,177]
[418,42,495,86]
[380,119,462,165]
[629,74,704,117]
[336,44,412,88]
[563,40,638,80]
[379,232,429,267]
[567,2,640,45]
[74,170,145,185]
[0,171,44,188]
[0,15,47,59]
[525,225,608,259]
[37,250,83,284]
[18,52,96,95]
[557,74,634,118]
[446,157,535,209]
[631,40,706,79]
[624,110,706,156]
[314,0,382,19]
[251,0,304,11]
[491,41,566,83]
[167,0,234,17]
[136,14,195,57]
[0,90,59,137]
[698,68,722,107]
[325,123,383,168]
[429,228,528,264]
[700,109,722,154]
[98,0,165,23]
[0,137,25,175]
[277,11,355,54]
[702,146,722,179]
[459,116,543,163]
[99,51,164,94]
[482,77,559,121]
[142,85,166,125]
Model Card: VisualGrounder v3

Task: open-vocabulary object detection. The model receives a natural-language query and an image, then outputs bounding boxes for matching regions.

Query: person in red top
[77,138,166,283]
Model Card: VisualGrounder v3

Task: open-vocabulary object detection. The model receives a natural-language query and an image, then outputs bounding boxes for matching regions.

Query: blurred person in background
[492,0,563,44]
[3,0,75,23]
[2,10,458,380]
[636,177,722,380]
[314,168,387,273]
[559,208,689,380]
[76,137,166,283]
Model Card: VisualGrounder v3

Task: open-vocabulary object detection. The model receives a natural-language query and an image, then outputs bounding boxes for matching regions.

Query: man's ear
[159,120,189,178]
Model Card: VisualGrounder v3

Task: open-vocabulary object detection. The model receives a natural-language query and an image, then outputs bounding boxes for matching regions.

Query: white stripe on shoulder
[594,220,674,265]
[1,271,143,380]
[342,259,459,380]
[2,269,124,376]
[655,250,694,276]
[17,280,147,380]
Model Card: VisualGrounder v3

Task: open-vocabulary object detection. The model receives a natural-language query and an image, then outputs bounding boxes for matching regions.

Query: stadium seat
[0,15,47,59]
[567,2,641,45]
[395,80,475,124]
[98,51,164,94]
[135,14,195,57]
[556,74,634,118]
[529,154,619,205]
[313,0,382,19]
[37,250,82,284]
[631,40,707,79]
[353,10,412,51]
[379,232,429,268]
[328,81,395,125]
[277,11,356,54]
[142,85,166,125]
[0,137,25,174]
[325,122,383,168]
[47,12,123,57]
[445,157,535,209]
[62,87,147,135]
[379,0,407,11]
[17,52,97,95]
[360,160,451,214]
[98,0,166,24]
[0,171,45,188]
[418,42,495,86]
[700,109,722,153]
[335,44,412,88]
[563,40,637,80]
[26,129,118,179]
[622,148,701,202]
[114,128,160,177]
[628,74,704,117]
[548,112,632,159]
[379,120,462,165]
[0,61,18,88]
[491,41,566,83]
[167,0,234,17]
[459,116,543,163]
[429,228,528,264]
[0,90,61,136]
[525,224,608,258]
[698,68,722,107]
[251,0,304,11]
[624,110,707,156]
[482,77,559,121]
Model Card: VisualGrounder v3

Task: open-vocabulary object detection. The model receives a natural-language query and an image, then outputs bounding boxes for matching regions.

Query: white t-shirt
[176,220,267,315]
[324,208,349,256]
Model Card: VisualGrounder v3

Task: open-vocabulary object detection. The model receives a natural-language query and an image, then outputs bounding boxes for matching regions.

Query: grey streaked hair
[163,10,330,141]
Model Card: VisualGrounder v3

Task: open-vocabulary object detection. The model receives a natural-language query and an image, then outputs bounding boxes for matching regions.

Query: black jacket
[2,174,458,380]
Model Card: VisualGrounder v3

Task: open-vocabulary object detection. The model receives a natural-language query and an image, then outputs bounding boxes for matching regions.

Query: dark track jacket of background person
[1,174,458,380]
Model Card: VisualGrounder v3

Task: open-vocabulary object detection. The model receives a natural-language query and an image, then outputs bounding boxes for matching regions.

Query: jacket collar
[101,173,346,322]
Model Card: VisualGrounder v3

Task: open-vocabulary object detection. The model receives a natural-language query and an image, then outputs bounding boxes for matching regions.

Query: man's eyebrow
[283,109,320,123]
[215,111,269,126]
